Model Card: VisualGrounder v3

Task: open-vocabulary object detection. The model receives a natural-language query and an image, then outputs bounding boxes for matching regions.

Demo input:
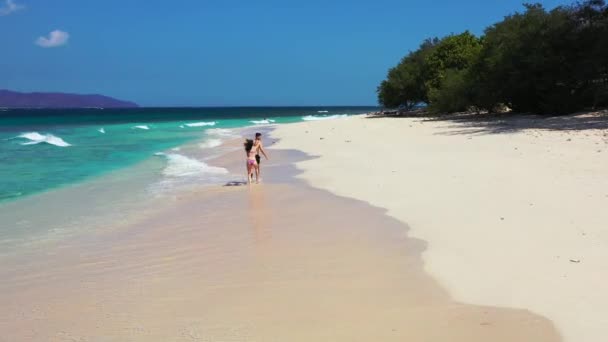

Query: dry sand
[272,112,608,342]
[0,148,561,341]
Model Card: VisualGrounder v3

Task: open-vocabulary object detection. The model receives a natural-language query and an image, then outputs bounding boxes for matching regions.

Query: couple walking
[244,132,268,184]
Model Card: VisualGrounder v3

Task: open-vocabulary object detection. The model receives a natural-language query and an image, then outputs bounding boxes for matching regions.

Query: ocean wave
[133,125,150,130]
[317,110,329,113]
[184,121,217,127]
[199,138,223,149]
[302,114,348,121]
[17,132,71,147]
[250,119,276,125]
[161,153,228,177]
[98,128,105,134]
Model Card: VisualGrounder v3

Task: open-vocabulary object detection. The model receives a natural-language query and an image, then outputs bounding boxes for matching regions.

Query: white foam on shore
[302,114,348,121]
[199,138,223,149]
[161,153,228,178]
[133,125,150,130]
[185,121,217,127]
[17,132,71,147]
[250,119,276,125]
[207,128,237,138]
[150,151,232,195]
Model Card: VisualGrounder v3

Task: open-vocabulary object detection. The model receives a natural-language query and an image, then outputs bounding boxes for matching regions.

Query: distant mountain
[0,89,138,108]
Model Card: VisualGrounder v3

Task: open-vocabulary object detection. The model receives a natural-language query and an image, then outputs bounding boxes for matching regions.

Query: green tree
[472,3,603,113]
[377,38,438,109]
[567,0,608,108]
[378,1,608,115]
[378,33,481,112]
[424,32,482,112]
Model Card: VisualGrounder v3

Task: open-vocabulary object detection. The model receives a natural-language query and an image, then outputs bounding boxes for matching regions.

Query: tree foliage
[377,38,438,109]
[424,32,482,112]
[378,1,608,114]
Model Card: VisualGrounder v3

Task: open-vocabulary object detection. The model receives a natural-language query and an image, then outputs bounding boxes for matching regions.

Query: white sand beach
[0,133,562,341]
[272,112,608,342]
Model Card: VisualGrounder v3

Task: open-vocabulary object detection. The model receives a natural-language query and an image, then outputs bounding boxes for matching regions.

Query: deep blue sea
[0,107,376,203]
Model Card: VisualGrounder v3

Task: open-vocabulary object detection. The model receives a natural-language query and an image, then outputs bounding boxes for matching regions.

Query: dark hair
[244,139,254,152]
[255,132,262,137]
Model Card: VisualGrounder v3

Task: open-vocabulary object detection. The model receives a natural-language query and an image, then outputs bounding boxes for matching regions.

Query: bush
[427,69,471,113]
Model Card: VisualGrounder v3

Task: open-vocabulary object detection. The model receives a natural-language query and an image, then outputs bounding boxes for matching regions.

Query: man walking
[253,132,269,183]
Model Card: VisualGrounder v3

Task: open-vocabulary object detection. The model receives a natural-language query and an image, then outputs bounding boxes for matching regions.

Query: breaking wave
[184,121,217,127]
[160,153,228,178]
[302,114,348,121]
[17,132,71,147]
[250,119,276,125]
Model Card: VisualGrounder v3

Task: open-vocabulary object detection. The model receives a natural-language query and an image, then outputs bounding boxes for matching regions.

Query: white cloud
[35,30,69,48]
[0,0,24,16]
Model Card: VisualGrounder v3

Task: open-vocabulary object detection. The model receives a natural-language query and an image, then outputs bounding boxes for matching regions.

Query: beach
[4,0,607,339]
[0,121,564,341]
[272,112,608,342]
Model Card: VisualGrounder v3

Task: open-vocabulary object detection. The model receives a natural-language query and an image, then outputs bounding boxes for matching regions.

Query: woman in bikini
[244,139,257,184]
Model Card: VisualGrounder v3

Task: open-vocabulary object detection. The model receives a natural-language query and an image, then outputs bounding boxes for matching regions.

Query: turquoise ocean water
[1,107,375,202]
[0,107,375,251]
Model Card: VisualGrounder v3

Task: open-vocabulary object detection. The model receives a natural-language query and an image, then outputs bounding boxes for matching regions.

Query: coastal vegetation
[378,1,608,114]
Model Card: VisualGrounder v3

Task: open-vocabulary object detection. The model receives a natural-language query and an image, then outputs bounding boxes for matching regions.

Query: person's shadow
[224,181,248,187]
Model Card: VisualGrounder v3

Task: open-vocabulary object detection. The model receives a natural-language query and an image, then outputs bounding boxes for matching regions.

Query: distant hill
[0,89,138,108]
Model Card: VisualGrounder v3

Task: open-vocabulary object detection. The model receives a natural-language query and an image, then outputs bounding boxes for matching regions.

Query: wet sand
[0,141,561,341]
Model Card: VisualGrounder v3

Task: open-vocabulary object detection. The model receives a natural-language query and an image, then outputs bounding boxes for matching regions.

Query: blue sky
[1,0,570,106]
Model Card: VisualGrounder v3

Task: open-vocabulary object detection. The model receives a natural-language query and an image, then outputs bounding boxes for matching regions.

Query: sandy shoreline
[0,131,562,341]
[272,112,608,342]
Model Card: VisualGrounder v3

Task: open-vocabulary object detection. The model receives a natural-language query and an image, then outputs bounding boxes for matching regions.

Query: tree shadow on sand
[368,110,608,136]
[425,110,608,136]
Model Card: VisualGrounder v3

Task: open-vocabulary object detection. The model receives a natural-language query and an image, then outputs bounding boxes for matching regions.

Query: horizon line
[1,105,380,109]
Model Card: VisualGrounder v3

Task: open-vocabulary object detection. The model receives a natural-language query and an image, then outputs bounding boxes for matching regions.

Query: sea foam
[250,119,276,125]
[133,125,150,130]
[184,121,217,127]
[199,138,223,149]
[17,132,71,147]
[302,114,348,121]
[161,153,228,177]
[98,128,106,134]
[207,128,237,138]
